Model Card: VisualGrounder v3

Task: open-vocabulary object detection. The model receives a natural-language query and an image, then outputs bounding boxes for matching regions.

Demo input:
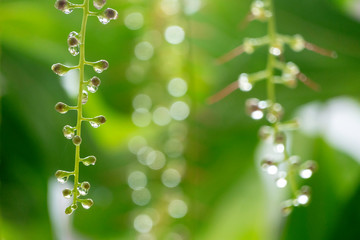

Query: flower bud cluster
[52,0,116,215]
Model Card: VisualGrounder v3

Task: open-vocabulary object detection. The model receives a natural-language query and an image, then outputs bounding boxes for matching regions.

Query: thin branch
[296,72,321,91]
[215,45,245,65]
[304,42,337,58]
[207,80,239,104]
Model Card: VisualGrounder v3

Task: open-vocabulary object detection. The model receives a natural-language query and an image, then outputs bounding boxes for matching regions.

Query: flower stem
[73,0,89,205]
[266,0,276,104]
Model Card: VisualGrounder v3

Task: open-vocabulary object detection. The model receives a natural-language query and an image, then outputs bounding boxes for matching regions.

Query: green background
[1,0,360,239]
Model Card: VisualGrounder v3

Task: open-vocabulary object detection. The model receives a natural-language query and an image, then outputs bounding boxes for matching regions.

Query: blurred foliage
[0,0,360,239]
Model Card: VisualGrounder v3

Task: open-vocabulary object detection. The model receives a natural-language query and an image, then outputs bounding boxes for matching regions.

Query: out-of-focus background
[1,0,360,239]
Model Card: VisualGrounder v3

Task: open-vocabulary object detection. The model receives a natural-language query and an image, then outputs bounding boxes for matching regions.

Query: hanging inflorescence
[52,0,117,215]
[211,0,336,215]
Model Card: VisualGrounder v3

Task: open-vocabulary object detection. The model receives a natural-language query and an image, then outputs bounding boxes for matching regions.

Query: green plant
[52,0,117,215]
[210,0,336,215]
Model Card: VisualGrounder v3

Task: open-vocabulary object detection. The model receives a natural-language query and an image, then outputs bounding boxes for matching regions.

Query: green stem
[266,0,298,196]
[266,0,276,104]
[73,0,89,205]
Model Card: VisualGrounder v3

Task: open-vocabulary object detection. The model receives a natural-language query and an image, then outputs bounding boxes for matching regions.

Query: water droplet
[81,155,96,166]
[62,188,72,199]
[276,178,287,188]
[87,84,98,93]
[168,77,188,97]
[134,214,153,233]
[90,121,100,128]
[81,90,88,104]
[51,63,71,76]
[92,60,109,73]
[290,34,305,52]
[267,103,284,123]
[258,126,273,140]
[93,0,106,10]
[55,0,73,14]
[88,115,106,128]
[132,188,151,206]
[72,135,82,145]
[65,206,74,215]
[68,46,80,56]
[164,25,185,45]
[261,159,278,175]
[281,200,293,216]
[67,31,79,46]
[124,12,144,30]
[98,8,118,24]
[78,182,90,196]
[128,171,147,190]
[299,160,317,179]
[274,143,285,153]
[55,170,73,183]
[243,38,255,54]
[162,168,181,188]
[168,199,188,218]
[81,199,94,209]
[245,98,264,120]
[295,186,311,205]
[55,102,69,114]
[238,73,252,92]
[269,45,282,56]
[63,125,75,139]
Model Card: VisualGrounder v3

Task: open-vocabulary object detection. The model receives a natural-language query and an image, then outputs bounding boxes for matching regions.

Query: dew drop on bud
[81,90,88,104]
[299,160,317,179]
[238,73,252,92]
[55,102,69,114]
[71,203,78,210]
[63,125,75,139]
[67,31,79,47]
[276,172,287,188]
[281,200,293,216]
[55,170,73,183]
[269,44,282,56]
[62,188,72,199]
[92,60,109,73]
[81,155,96,166]
[55,0,73,14]
[51,63,71,76]
[98,8,118,24]
[72,135,82,145]
[296,186,311,205]
[290,34,305,52]
[65,206,74,215]
[243,38,255,54]
[258,126,273,140]
[245,98,264,120]
[68,46,80,56]
[89,115,106,128]
[81,199,94,209]
[78,181,90,196]
[87,76,101,93]
[260,159,278,175]
[93,0,106,10]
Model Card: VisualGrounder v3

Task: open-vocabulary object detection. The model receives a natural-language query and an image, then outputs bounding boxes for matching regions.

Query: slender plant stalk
[210,0,336,215]
[53,0,118,215]
[73,0,89,206]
